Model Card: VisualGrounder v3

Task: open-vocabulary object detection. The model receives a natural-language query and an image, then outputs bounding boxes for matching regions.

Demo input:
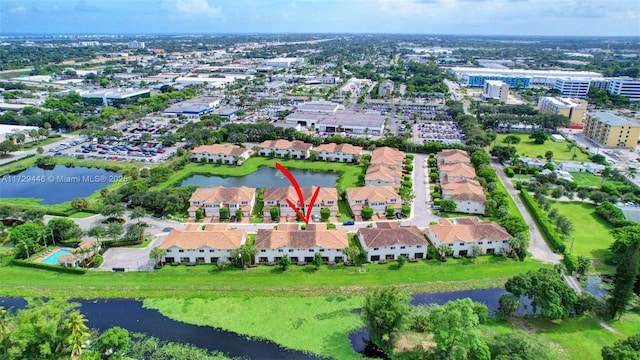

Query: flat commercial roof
[592,112,640,127]
[287,110,385,128]
[79,88,150,99]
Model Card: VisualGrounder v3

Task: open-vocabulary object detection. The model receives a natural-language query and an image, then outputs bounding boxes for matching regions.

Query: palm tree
[149,247,167,267]
[19,239,30,259]
[64,311,89,360]
[0,306,9,345]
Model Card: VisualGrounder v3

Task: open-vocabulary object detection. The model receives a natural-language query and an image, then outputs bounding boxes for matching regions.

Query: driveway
[492,159,562,264]
[100,234,165,272]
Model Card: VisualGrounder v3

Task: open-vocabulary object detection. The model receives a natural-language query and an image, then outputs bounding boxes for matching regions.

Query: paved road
[492,159,562,264]
[404,153,438,227]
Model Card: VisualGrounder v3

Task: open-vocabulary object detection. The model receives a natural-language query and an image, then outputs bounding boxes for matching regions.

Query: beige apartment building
[583,112,640,148]
[538,97,588,126]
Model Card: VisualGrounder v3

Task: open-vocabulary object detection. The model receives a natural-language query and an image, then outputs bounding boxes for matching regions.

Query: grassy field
[569,172,626,188]
[144,297,640,360]
[496,134,590,162]
[551,201,615,267]
[68,211,97,218]
[153,157,365,191]
[0,256,544,299]
[144,297,364,359]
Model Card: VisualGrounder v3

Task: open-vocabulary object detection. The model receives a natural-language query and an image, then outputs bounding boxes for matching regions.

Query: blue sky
[1,0,639,36]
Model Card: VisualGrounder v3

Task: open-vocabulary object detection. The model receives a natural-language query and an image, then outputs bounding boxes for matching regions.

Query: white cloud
[10,6,27,14]
[169,0,222,18]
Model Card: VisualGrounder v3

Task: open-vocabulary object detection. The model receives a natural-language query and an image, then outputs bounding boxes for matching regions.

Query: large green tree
[93,326,130,360]
[608,239,640,320]
[3,299,89,360]
[488,331,552,360]
[362,287,410,349]
[46,217,82,243]
[601,333,640,360]
[428,298,491,360]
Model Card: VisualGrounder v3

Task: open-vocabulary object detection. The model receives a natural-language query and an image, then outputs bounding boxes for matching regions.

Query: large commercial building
[608,77,640,102]
[449,67,603,88]
[482,80,509,100]
[538,97,588,126]
[583,112,640,148]
[78,88,150,106]
[554,78,591,98]
[285,110,385,135]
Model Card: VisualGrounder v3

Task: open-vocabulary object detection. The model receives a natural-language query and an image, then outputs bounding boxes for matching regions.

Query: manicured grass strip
[145,297,364,360]
[550,201,615,265]
[68,211,97,218]
[0,256,544,299]
[152,157,365,191]
[495,134,590,162]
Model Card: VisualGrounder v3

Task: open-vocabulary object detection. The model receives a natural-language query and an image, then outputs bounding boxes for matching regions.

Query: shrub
[405,164,414,172]
[90,254,104,267]
[520,190,566,253]
[10,259,86,274]
[596,202,636,228]
[504,167,515,178]
[563,253,578,274]
[327,223,336,229]
[362,206,374,221]
[401,205,411,217]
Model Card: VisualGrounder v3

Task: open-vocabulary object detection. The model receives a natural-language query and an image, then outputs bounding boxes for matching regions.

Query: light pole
[570,237,575,254]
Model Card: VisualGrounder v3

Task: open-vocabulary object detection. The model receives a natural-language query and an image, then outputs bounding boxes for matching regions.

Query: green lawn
[68,211,97,218]
[551,201,615,267]
[144,297,364,360]
[496,134,590,162]
[153,157,365,191]
[0,256,544,299]
[569,172,626,188]
[338,200,354,221]
[143,296,640,360]
[521,313,640,360]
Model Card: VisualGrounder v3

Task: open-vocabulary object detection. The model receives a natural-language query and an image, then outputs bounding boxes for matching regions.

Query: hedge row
[595,201,636,228]
[563,253,578,274]
[10,259,87,274]
[101,238,143,248]
[519,190,566,253]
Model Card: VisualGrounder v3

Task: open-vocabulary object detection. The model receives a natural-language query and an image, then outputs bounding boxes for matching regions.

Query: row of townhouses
[160,220,512,264]
[190,141,365,165]
[436,149,486,215]
[188,184,404,219]
[365,147,405,188]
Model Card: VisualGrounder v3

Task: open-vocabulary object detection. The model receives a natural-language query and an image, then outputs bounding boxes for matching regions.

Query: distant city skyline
[1,0,639,37]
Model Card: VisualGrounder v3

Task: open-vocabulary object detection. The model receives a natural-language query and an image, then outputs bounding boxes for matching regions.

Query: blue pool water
[42,249,71,265]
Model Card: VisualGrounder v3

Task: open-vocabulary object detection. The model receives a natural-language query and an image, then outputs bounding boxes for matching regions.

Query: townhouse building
[263,186,338,219]
[160,224,246,264]
[436,149,471,165]
[188,186,256,217]
[370,147,405,168]
[254,224,348,264]
[258,139,313,160]
[440,179,486,215]
[357,222,428,261]
[190,144,252,165]
[427,218,511,256]
[346,185,401,216]
[365,165,402,188]
[314,142,363,163]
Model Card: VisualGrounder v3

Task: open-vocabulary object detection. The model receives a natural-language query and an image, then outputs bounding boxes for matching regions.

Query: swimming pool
[41,249,72,265]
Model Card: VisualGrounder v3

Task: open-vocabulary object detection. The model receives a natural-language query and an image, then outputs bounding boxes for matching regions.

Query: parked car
[342,220,355,226]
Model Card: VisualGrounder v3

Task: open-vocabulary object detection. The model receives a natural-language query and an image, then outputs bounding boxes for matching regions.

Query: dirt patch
[512,318,538,334]
[394,332,436,353]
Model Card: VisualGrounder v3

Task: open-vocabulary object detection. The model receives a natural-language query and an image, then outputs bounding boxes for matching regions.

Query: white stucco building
[427,218,511,256]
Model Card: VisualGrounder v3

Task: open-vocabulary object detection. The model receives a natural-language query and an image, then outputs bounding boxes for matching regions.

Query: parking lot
[49,117,183,163]
[415,121,464,144]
